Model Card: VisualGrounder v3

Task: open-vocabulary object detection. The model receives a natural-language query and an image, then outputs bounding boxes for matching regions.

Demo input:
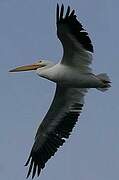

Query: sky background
[0,0,118,180]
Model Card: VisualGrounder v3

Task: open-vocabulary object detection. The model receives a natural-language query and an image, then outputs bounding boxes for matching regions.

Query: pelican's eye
[36,60,42,64]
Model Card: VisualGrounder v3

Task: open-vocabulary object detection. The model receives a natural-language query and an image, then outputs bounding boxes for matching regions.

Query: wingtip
[26,171,30,179]
[56,3,59,8]
[61,3,64,8]
[70,9,75,17]
[56,3,59,23]
[60,4,64,20]
[24,155,31,166]
[65,6,70,18]
[32,163,37,179]
[37,165,41,177]
[26,174,29,179]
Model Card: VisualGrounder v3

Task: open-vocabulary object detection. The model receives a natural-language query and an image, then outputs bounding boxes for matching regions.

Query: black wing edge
[56,3,94,53]
[25,103,83,179]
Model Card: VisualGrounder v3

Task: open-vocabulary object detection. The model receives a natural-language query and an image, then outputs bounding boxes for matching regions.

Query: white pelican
[9,4,111,179]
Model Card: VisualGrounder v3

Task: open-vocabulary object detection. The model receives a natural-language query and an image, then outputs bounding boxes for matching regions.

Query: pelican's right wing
[56,4,93,73]
[25,85,87,178]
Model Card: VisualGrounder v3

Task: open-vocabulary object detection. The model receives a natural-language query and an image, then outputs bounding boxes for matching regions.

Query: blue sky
[0,0,118,179]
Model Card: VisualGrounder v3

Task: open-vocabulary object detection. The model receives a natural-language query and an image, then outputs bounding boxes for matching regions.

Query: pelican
[9,4,111,179]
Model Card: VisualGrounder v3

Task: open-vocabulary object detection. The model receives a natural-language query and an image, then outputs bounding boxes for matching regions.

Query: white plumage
[9,4,111,178]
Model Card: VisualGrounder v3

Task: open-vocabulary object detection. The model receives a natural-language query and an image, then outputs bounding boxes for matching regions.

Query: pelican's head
[9,59,53,73]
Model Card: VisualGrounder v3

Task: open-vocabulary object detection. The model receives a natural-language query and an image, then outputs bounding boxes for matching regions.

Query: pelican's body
[10,4,111,179]
[37,63,103,88]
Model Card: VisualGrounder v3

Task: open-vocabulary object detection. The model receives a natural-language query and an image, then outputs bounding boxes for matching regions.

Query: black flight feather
[57,4,93,53]
[25,102,83,178]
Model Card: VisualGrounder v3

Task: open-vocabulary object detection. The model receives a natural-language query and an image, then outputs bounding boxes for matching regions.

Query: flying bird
[9,4,111,179]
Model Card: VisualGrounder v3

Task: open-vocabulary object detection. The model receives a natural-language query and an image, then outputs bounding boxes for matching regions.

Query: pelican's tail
[96,73,111,92]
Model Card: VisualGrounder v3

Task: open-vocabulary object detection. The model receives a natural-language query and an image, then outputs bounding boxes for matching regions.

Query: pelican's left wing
[25,86,87,178]
[56,4,93,73]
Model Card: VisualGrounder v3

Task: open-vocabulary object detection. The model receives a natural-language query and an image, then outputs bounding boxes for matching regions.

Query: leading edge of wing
[56,4,94,53]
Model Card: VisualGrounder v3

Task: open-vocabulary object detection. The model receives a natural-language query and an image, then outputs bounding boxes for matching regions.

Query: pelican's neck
[36,61,55,80]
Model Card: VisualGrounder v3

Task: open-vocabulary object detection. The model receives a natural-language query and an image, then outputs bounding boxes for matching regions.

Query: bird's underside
[9,3,110,179]
[24,4,95,178]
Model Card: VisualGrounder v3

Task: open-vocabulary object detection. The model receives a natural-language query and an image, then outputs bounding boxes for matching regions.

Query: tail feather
[96,73,111,92]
